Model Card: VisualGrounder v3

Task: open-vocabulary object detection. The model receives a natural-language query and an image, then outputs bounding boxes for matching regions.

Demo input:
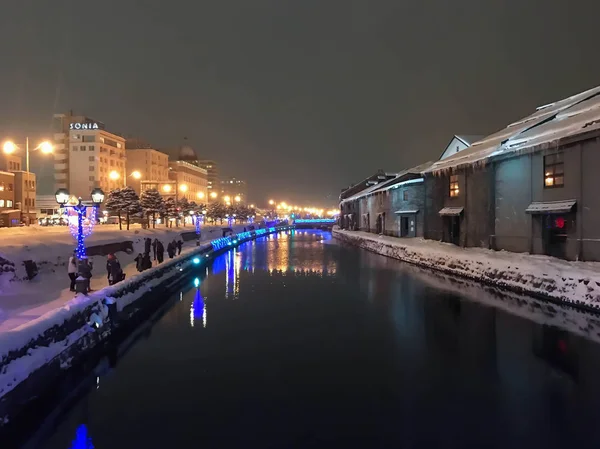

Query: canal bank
[0,225,292,428]
[333,228,600,312]
[8,229,600,449]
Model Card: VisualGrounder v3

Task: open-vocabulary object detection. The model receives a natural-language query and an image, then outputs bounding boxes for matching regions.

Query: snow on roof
[506,94,600,151]
[340,180,389,204]
[455,135,485,146]
[374,161,434,193]
[525,200,577,214]
[427,85,600,173]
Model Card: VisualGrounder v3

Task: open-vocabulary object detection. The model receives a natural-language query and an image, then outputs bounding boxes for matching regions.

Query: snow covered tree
[163,197,178,227]
[178,196,190,227]
[139,189,164,228]
[120,186,142,230]
[207,202,226,224]
[104,188,125,230]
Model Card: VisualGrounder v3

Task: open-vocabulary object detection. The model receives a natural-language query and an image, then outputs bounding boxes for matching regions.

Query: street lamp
[234,195,241,203]
[3,138,54,225]
[179,184,188,192]
[108,170,121,187]
[56,187,105,258]
[209,191,218,200]
[131,171,142,180]
[197,192,205,200]
[162,184,172,193]
[223,195,231,203]
[269,199,275,206]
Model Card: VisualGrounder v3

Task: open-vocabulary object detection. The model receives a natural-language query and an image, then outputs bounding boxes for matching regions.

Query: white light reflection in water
[225,248,241,299]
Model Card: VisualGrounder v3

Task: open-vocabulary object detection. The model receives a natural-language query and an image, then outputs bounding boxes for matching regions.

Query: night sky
[1,0,599,205]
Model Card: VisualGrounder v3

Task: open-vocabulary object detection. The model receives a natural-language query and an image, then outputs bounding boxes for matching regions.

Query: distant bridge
[293,218,336,230]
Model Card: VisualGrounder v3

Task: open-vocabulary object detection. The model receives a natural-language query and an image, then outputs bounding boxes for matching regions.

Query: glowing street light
[223,195,231,203]
[109,170,120,181]
[3,138,54,225]
[131,170,142,180]
[162,184,172,193]
[210,191,218,199]
[234,195,241,203]
[269,199,275,205]
[197,192,205,200]
[179,184,188,192]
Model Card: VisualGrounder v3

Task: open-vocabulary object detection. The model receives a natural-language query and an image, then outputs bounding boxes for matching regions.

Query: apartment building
[67,125,126,198]
[197,159,218,194]
[0,170,18,227]
[168,161,208,202]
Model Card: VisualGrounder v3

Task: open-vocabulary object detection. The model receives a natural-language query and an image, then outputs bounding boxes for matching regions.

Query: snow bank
[333,229,600,309]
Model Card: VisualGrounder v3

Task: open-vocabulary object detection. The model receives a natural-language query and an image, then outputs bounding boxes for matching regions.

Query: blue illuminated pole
[75,203,87,258]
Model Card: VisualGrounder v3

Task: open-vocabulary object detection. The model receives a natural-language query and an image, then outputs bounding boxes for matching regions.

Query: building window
[89,166,95,171]
[82,135,95,142]
[0,200,4,207]
[89,156,95,162]
[31,199,34,206]
[403,190,408,201]
[81,146,86,151]
[72,146,78,151]
[449,175,459,197]
[8,183,13,191]
[544,153,564,188]
[89,145,95,151]
[89,176,95,181]
[7,200,13,207]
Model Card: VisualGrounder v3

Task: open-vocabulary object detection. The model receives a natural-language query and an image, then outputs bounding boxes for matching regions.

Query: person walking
[77,257,93,293]
[176,239,183,255]
[142,252,152,270]
[156,240,165,264]
[134,253,144,272]
[167,241,175,259]
[144,238,151,255]
[152,238,158,261]
[68,251,78,291]
[106,254,124,286]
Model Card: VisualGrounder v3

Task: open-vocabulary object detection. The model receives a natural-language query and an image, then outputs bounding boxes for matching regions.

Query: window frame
[544,153,564,189]
[449,174,459,197]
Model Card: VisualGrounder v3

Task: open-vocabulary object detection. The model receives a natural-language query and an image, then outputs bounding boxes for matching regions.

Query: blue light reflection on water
[69,425,94,449]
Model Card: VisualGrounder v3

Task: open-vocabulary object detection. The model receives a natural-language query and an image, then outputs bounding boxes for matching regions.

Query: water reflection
[68,425,93,449]
[190,289,206,328]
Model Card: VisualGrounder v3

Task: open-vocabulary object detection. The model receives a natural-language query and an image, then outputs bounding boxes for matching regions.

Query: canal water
[16,230,600,448]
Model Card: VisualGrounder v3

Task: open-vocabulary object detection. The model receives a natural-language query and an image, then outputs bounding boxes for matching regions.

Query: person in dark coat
[144,238,151,255]
[167,241,175,259]
[176,239,183,255]
[134,253,144,272]
[106,254,124,285]
[142,252,152,270]
[156,240,165,263]
[77,257,93,293]
[152,238,158,261]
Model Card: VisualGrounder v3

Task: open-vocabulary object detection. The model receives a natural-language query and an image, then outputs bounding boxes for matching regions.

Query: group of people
[135,237,184,272]
[67,236,186,292]
[67,252,124,292]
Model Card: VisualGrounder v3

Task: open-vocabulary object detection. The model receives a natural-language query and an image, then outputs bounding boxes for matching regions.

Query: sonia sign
[70,123,100,130]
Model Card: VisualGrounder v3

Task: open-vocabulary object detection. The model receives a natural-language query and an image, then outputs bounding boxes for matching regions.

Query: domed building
[178,144,198,165]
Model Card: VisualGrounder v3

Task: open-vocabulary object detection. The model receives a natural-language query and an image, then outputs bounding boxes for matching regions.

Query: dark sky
[1,0,599,205]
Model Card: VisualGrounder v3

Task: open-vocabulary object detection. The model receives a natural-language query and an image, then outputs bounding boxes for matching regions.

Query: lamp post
[3,138,53,225]
[56,187,105,258]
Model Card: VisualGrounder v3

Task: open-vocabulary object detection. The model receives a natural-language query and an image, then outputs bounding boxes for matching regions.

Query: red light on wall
[558,339,567,353]
[555,217,565,229]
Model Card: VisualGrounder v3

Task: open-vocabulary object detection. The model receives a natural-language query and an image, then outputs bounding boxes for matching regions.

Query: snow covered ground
[0,223,246,331]
[333,228,600,309]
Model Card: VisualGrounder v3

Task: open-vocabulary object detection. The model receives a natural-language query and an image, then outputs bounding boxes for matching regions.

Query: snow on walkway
[333,228,600,308]
[0,224,246,331]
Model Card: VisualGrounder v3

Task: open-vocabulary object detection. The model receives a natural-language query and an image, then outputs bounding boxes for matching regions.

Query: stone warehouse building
[340,84,600,262]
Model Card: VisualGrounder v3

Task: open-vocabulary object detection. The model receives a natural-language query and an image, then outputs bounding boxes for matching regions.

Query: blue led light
[294,219,336,224]
[69,424,94,449]
[194,277,200,288]
[192,257,200,264]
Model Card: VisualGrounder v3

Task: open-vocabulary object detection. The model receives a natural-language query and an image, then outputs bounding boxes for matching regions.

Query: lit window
[449,175,459,197]
[0,200,4,207]
[7,200,12,207]
[544,153,564,188]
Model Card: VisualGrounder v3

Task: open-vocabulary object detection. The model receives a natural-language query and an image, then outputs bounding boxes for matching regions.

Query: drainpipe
[529,153,534,254]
